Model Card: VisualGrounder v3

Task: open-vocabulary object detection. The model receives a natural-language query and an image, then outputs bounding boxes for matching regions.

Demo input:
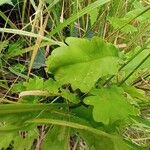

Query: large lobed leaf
[84,86,139,125]
[46,37,119,92]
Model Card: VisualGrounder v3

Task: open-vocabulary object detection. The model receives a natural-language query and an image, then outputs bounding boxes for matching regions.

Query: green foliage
[0,130,37,150]
[1,35,149,149]
[0,0,149,149]
[80,131,135,150]
[32,48,46,69]
[122,84,148,102]
[46,37,119,92]
[124,48,150,71]
[84,86,138,124]
[12,77,80,104]
[0,0,13,6]
[41,126,70,150]
[89,7,99,26]
[0,41,8,53]
[6,42,23,59]
[0,103,64,149]
[108,17,138,33]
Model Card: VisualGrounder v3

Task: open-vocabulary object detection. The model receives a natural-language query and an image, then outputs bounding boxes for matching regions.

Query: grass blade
[119,52,150,85]
[0,28,65,46]
[48,0,110,36]
[0,103,65,114]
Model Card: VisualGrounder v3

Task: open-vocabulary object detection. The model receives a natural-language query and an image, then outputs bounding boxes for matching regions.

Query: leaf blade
[84,86,138,124]
[47,37,119,92]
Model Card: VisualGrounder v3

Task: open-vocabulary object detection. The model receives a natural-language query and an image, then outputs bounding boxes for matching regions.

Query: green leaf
[0,103,65,132]
[24,77,44,90]
[44,79,80,103]
[125,7,150,22]
[71,106,100,127]
[84,86,138,124]
[122,47,150,84]
[11,82,26,93]
[32,48,46,69]
[44,0,59,6]
[79,131,134,150]
[108,17,137,33]
[0,41,8,53]
[89,8,99,26]
[41,126,70,150]
[6,41,23,58]
[122,84,146,101]
[10,64,26,73]
[0,128,37,150]
[43,79,61,93]
[0,133,13,149]
[12,77,80,103]
[46,37,119,92]
[79,131,113,150]
[13,130,37,150]
[60,89,80,104]
[0,0,13,6]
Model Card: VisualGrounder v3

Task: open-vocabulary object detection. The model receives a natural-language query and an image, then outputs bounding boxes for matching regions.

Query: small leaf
[12,78,80,103]
[11,64,26,73]
[46,37,119,92]
[89,8,99,26]
[41,126,70,150]
[108,17,137,33]
[43,79,61,94]
[6,41,23,58]
[44,79,80,103]
[0,41,8,53]
[23,77,44,90]
[11,82,26,93]
[32,48,46,69]
[84,86,138,124]
[125,7,150,22]
[60,89,80,104]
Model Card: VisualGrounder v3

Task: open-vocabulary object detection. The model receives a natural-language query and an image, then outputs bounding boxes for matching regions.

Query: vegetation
[0,0,150,149]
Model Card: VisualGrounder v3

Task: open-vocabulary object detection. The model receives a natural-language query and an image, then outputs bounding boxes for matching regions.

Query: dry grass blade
[0,28,64,45]
[19,90,50,98]
[28,14,49,76]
